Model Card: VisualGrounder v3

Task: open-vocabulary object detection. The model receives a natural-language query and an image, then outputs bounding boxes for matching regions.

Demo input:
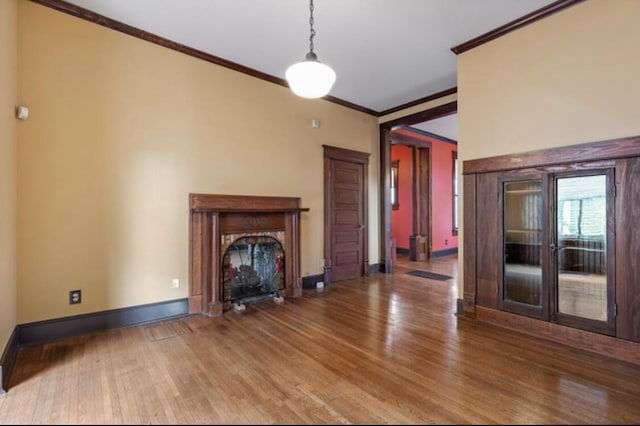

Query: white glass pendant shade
[286,52,336,99]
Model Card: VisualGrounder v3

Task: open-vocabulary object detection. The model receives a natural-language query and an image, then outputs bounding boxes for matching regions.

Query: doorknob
[550,243,564,252]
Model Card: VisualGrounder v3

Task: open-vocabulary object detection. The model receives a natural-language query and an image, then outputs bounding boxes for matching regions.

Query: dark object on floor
[407,270,453,281]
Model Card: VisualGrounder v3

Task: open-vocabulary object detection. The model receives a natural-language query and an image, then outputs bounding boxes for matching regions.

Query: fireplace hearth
[188,194,309,316]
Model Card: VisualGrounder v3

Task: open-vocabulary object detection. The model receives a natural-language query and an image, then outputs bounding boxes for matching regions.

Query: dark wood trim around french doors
[379,101,457,273]
[323,145,370,284]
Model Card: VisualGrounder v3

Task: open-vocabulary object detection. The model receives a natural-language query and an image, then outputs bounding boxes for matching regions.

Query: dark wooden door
[323,145,369,283]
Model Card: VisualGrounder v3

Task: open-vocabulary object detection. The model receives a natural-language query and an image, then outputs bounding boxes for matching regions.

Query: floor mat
[406,270,453,281]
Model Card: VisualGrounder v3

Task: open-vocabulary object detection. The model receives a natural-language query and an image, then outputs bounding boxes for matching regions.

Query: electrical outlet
[69,290,81,304]
[320,258,325,268]
[172,278,180,289]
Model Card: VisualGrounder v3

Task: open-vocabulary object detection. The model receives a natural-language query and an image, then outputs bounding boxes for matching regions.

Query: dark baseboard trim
[302,265,384,285]
[19,298,189,346]
[368,263,383,275]
[0,326,20,394]
[432,247,458,258]
[302,265,382,287]
[475,305,640,366]
[396,248,410,255]
[455,298,465,317]
[302,274,324,289]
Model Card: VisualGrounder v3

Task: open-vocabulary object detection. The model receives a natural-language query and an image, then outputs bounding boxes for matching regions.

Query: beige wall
[0,0,18,351]
[457,0,640,295]
[16,1,379,324]
[459,0,640,160]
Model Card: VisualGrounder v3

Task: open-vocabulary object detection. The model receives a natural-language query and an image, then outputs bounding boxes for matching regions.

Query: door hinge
[613,303,617,317]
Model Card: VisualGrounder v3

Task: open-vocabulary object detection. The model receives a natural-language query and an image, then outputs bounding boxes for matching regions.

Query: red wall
[391,129,458,253]
[430,137,458,251]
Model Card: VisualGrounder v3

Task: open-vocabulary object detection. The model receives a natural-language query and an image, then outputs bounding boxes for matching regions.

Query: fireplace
[188,194,309,316]
[222,234,284,306]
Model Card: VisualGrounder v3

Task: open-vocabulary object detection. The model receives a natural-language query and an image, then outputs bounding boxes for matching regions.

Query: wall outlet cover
[69,290,81,304]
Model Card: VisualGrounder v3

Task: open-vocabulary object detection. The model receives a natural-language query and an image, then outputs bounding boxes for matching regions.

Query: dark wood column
[285,212,303,298]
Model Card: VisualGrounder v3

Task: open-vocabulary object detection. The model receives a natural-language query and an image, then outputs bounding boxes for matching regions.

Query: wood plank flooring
[1,254,640,424]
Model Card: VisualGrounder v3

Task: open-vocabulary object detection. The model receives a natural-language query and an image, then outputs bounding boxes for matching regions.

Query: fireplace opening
[222,235,285,306]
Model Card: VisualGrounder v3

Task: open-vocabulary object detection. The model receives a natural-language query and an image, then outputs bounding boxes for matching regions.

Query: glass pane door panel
[555,175,607,321]
[504,180,542,306]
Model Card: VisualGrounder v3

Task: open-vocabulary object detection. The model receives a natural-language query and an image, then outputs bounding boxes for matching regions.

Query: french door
[499,167,615,335]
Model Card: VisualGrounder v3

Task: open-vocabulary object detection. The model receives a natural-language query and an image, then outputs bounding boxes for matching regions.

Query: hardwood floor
[1,254,640,424]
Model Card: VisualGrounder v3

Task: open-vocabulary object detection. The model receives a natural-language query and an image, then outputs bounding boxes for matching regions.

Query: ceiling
[410,114,458,141]
[58,0,557,140]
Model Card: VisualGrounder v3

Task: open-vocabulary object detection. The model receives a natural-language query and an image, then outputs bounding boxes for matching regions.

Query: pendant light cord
[309,0,315,54]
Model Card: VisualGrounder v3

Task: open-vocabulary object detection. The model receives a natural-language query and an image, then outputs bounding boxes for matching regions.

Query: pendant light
[285,0,336,99]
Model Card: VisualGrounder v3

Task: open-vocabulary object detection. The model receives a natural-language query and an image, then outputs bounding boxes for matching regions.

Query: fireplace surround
[188,193,309,316]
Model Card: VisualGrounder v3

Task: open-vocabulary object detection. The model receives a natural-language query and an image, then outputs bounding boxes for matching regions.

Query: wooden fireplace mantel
[188,193,309,316]
[190,193,310,213]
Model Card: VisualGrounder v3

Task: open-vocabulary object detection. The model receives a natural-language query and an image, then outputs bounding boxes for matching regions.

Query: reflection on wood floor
[2,252,640,424]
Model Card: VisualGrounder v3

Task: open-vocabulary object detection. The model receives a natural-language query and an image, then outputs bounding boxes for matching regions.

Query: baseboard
[368,263,383,275]
[0,326,20,394]
[19,298,189,346]
[397,246,457,258]
[302,274,324,289]
[455,298,465,316]
[475,305,640,367]
[432,247,458,258]
[302,264,383,288]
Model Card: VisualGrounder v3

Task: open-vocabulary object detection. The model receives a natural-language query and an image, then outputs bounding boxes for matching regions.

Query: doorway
[389,133,432,262]
[379,100,458,272]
